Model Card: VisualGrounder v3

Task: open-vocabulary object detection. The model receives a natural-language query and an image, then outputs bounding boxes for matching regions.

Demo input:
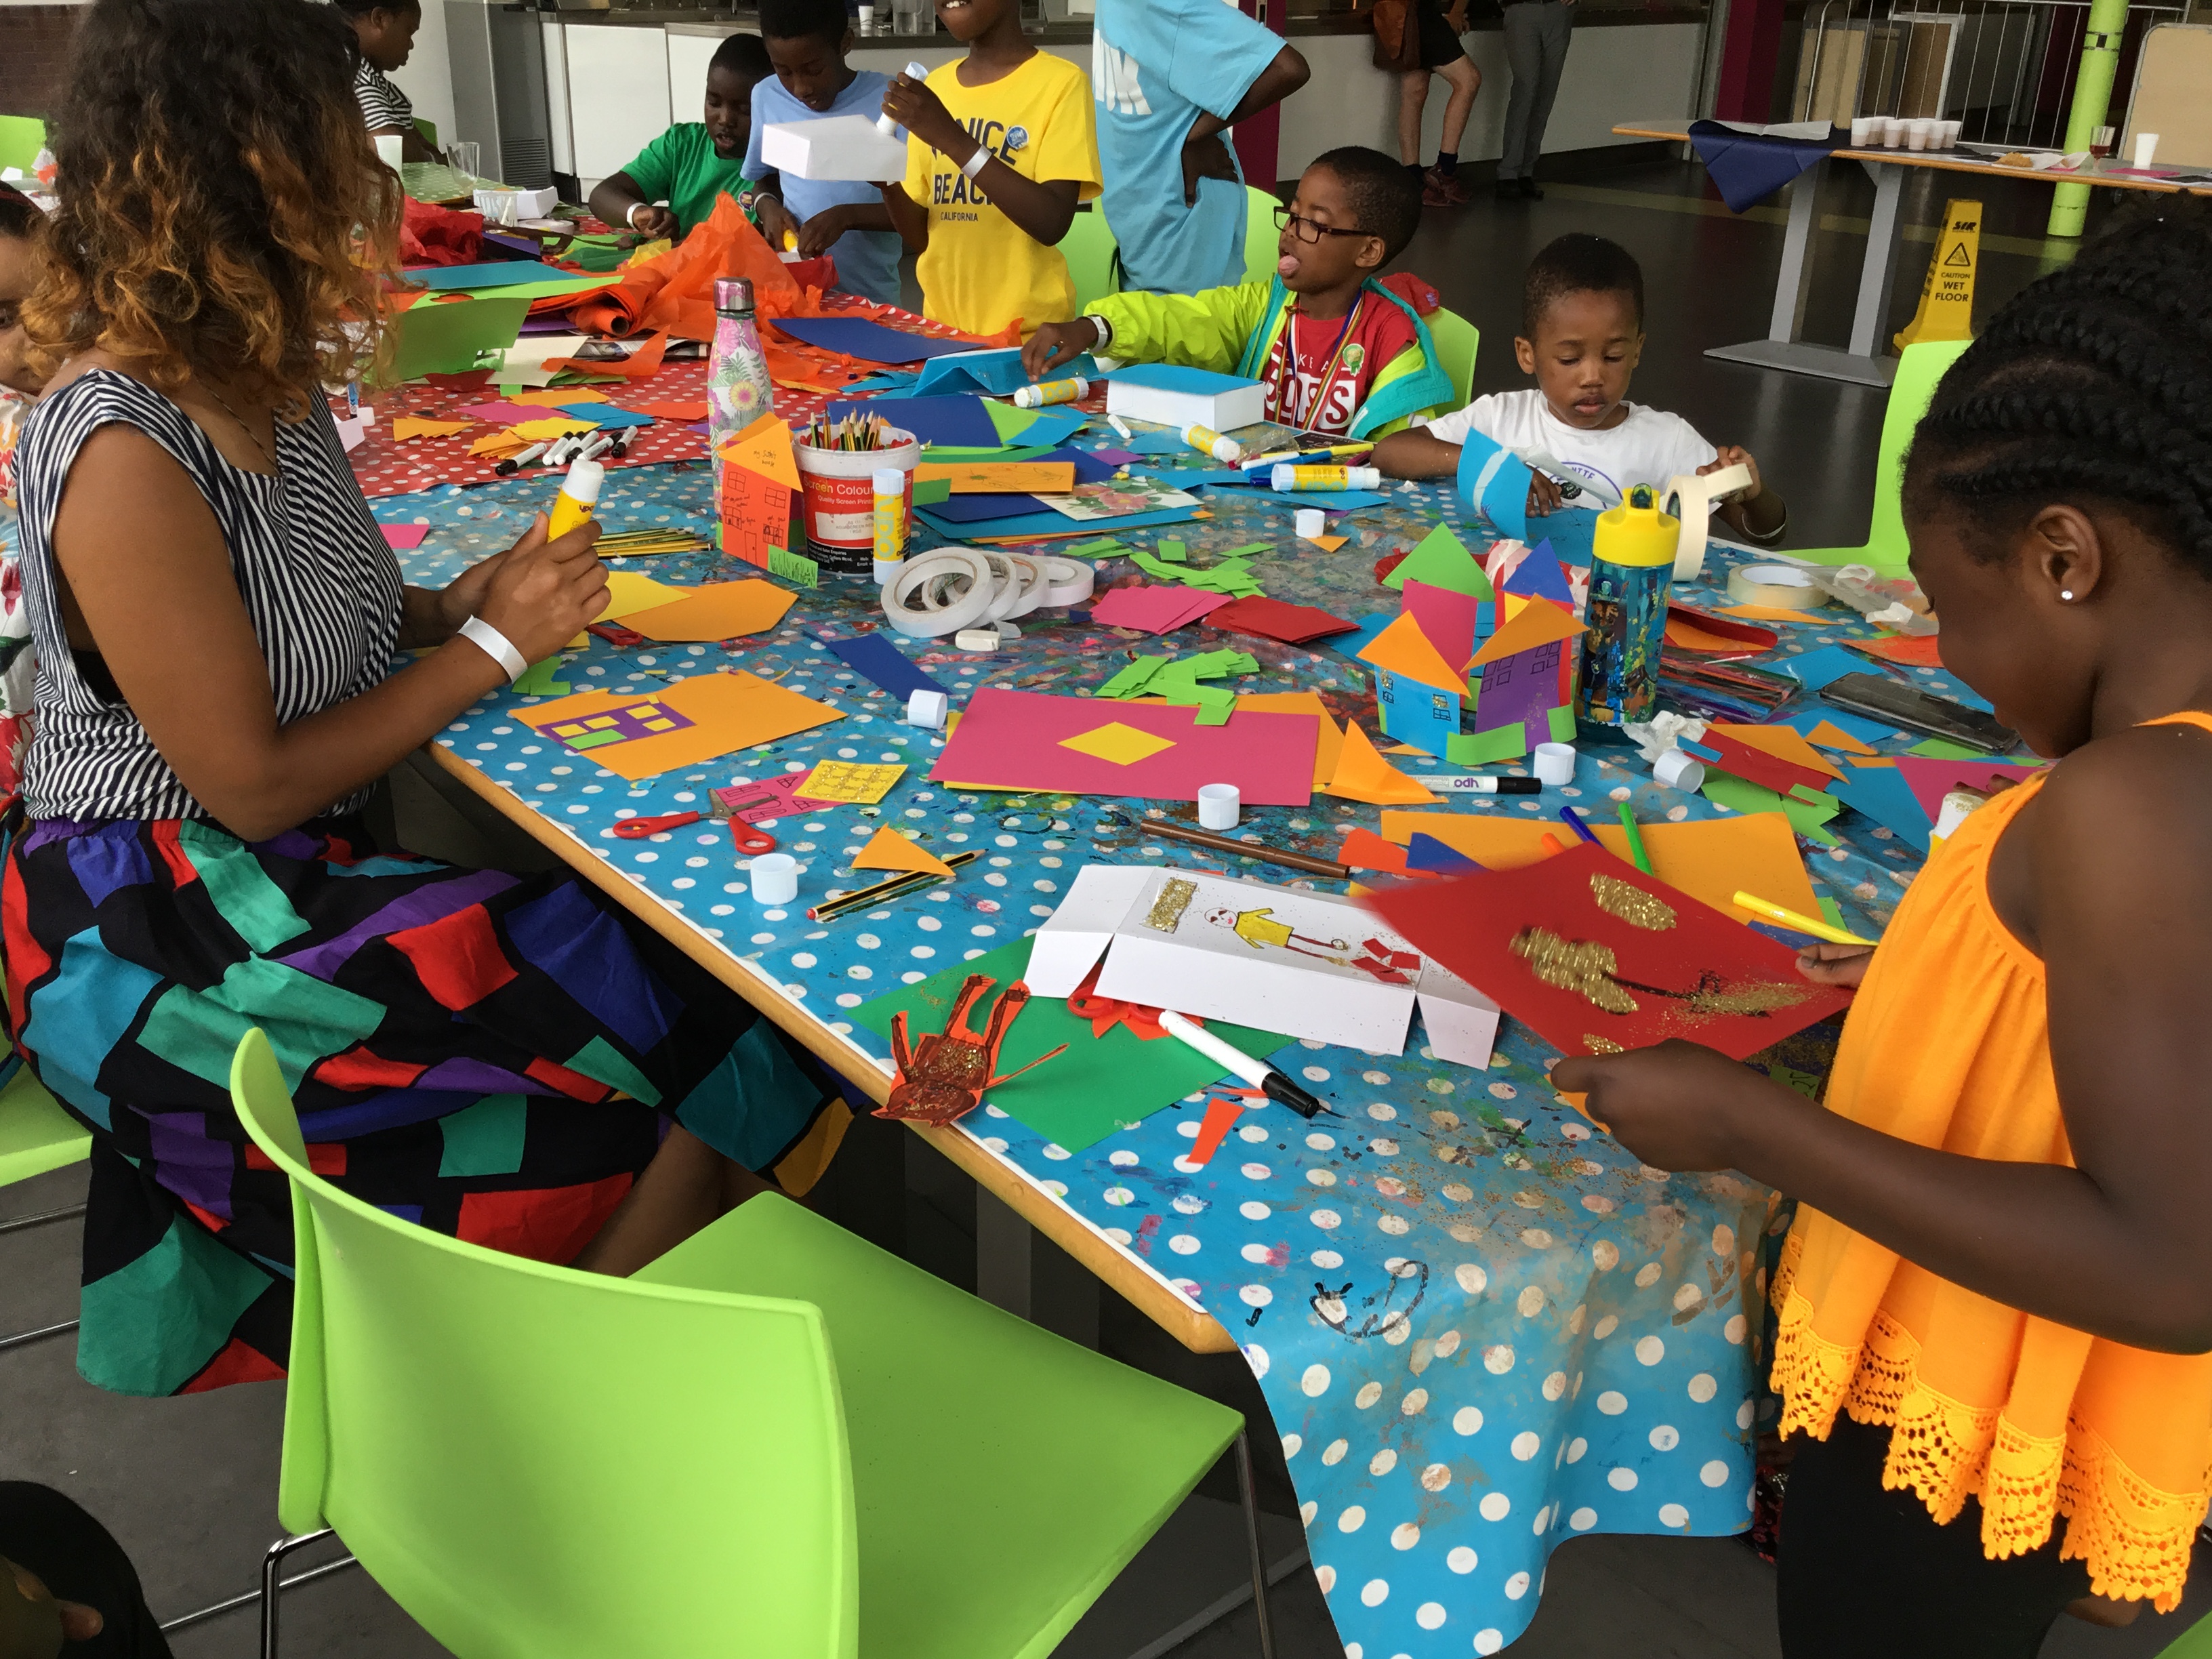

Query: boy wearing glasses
[1021,146,1452,439]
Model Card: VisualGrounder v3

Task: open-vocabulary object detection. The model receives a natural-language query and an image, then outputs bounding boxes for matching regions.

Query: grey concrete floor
[4,150,2199,1658]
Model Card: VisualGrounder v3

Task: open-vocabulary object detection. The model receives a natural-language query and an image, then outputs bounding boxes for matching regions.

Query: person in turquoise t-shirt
[588,34,771,239]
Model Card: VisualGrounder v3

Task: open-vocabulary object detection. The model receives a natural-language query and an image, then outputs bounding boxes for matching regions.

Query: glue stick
[1015,376,1088,408]
[546,457,605,541]
[878,62,928,136]
[1181,422,1240,464]
[1271,464,1381,493]
[872,467,908,584]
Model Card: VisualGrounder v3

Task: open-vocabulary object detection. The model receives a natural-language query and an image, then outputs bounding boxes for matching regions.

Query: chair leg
[0,1204,85,1351]
[0,1319,77,1353]
[1233,1429,1277,1659]
[261,1529,337,1659]
[157,1544,356,1639]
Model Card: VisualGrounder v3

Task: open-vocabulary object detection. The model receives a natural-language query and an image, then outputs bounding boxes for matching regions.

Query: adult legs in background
[1406,0,1476,203]
[1775,1416,2091,1659]
[1397,67,1431,169]
[1431,56,1481,194]
[0,1483,173,1658]
[1498,0,1573,196]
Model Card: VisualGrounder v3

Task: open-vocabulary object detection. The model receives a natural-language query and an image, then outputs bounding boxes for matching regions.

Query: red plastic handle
[613,811,704,839]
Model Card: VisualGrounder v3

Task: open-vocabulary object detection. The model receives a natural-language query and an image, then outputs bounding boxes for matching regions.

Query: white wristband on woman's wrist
[458,615,529,686]
[961,144,991,180]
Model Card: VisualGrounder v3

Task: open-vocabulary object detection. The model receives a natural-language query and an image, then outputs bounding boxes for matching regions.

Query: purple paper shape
[1400,580,1479,676]
[1473,639,1568,734]
[1504,539,1576,605]
[1090,447,1142,466]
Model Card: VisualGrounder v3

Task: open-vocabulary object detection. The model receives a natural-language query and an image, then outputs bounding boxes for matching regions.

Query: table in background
[1616,118,2210,386]
[373,439,1969,1655]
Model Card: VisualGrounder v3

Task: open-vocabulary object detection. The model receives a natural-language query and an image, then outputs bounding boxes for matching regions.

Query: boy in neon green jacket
[1023,146,1452,439]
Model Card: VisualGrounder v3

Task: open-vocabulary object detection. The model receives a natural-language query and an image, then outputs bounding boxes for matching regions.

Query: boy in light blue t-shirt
[1091,0,1307,295]
[744,0,905,307]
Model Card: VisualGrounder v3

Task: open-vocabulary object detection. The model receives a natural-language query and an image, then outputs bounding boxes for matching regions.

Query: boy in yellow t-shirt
[878,0,1099,337]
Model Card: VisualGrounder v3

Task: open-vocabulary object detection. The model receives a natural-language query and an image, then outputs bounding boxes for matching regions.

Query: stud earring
[2061,590,2075,600]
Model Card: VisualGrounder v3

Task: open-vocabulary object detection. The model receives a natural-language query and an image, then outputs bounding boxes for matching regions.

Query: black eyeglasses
[1274,206,1372,244]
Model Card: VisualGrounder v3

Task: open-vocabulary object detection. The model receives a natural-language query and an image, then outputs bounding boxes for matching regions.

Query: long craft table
[365,431,1967,1656]
[1616,117,2210,386]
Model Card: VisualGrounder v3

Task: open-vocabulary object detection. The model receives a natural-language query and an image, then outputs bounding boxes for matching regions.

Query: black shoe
[1519,176,1544,199]
[1494,177,1520,198]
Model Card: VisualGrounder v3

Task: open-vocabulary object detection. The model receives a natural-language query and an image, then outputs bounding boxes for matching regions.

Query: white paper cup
[1938,119,1963,149]
[1654,750,1706,792]
[749,853,799,905]
[1294,508,1326,539]
[2134,131,2160,168]
[905,689,948,729]
[1850,117,1881,148]
[1532,742,1577,786]
[1906,119,1935,151]
[1881,118,1906,148]
[1197,783,1242,832]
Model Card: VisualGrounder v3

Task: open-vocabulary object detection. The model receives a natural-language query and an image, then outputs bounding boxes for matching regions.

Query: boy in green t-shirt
[588,34,772,239]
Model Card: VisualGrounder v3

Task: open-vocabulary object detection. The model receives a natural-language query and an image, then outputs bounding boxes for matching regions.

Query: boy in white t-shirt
[1374,232,1787,543]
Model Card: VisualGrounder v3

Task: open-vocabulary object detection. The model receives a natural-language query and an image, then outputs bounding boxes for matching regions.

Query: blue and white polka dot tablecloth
[356,447,1959,1655]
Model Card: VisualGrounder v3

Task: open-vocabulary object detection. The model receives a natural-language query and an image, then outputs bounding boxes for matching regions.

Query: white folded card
[761,116,909,182]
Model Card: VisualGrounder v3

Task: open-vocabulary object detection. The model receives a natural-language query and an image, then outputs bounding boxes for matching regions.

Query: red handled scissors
[613,811,704,839]
[729,821,778,855]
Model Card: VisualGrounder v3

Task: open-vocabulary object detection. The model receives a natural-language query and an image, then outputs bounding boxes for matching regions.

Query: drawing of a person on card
[1205,904,1348,962]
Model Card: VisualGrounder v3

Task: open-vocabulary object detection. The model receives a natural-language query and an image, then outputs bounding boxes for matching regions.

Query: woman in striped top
[337,0,441,164]
[7,0,846,1397]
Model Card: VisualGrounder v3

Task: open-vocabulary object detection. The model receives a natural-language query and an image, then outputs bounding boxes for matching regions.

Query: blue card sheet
[775,316,984,364]
[825,395,1000,449]
[914,348,1101,396]
[920,493,1051,523]
[404,260,574,291]
[825,631,950,701]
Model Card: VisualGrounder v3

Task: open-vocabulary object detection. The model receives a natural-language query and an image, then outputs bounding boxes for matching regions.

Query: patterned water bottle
[1575,483,1678,726]
[708,276,773,474]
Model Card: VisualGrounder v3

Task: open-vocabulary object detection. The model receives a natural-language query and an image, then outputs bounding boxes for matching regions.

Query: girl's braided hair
[1902,201,2212,574]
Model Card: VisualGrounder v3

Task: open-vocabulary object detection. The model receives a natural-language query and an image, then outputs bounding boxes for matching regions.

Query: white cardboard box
[760,115,909,183]
[1024,865,1498,1064]
[1104,365,1268,435]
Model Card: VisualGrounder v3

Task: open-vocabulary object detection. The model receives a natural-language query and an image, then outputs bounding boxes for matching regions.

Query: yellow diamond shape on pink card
[1059,722,1176,766]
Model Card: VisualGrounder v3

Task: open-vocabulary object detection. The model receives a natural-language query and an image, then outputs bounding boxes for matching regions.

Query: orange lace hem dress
[1769,712,2212,1610]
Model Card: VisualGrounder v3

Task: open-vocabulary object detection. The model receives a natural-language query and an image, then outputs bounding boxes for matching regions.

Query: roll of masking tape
[1038,554,1094,607]
[1725,562,1828,610]
[1662,462,1754,583]
[884,548,997,638]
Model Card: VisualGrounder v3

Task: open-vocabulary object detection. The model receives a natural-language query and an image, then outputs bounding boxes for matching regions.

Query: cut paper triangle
[620,579,797,642]
[1385,525,1492,597]
[1307,534,1347,552]
[717,413,802,491]
[510,387,610,407]
[852,825,955,878]
[1322,721,1440,806]
[1406,832,1483,874]
[1804,719,1879,756]
[1502,538,1575,605]
[469,430,531,457]
[1357,612,1467,693]
[509,416,599,442]
[1338,827,1413,873]
[1708,722,1845,781]
[1470,593,1584,668]
[392,416,473,441]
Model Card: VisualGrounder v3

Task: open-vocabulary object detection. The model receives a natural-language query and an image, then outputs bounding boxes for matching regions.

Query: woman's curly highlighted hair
[24,0,405,407]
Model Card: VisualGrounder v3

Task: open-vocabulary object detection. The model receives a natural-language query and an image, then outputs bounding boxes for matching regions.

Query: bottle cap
[714,277,755,313]
[562,457,606,506]
[873,468,905,493]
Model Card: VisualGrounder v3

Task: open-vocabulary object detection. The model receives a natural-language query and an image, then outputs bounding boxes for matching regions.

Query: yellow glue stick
[546,457,605,540]
[781,230,799,253]
[1015,376,1088,408]
[1182,422,1240,464]
[1270,464,1382,491]
[872,467,908,583]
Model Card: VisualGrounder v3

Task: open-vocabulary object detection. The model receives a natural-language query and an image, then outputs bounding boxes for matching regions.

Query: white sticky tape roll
[1532,742,1578,786]
[1294,508,1325,539]
[975,550,1028,623]
[1197,783,1241,832]
[998,552,1046,619]
[884,548,997,638]
[1725,562,1827,610]
[906,689,949,729]
[1654,749,1706,792]
[1662,463,1754,583]
[1038,554,1094,607]
[749,852,799,905]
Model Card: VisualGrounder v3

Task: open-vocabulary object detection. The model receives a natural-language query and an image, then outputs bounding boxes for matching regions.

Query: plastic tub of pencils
[795,411,918,578]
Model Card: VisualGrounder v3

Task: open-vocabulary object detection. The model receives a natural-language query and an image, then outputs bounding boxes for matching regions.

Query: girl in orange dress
[1555,207,2212,1657]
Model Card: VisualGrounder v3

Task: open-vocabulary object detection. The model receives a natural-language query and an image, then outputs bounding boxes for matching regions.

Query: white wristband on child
[458,615,529,686]
[1086,313,1113,352]
[961,145,991,181]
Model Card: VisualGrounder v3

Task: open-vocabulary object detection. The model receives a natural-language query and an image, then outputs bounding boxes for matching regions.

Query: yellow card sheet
[469,430,530,458]
[799,760,906,802]
[851,825,952,876]
[621,580,796,643]
[509,388,609,407]
[569,573,699,647]
[1378,809,1819,921]
[393,417,473,441]
[510,416,600,443]
[913,462,1078,493]
[519,672,842,781]
[715,413,802,491]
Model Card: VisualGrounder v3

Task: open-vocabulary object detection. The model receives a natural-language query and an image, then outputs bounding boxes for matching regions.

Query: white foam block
[1104,365,1267,435]
[761,115,910,183]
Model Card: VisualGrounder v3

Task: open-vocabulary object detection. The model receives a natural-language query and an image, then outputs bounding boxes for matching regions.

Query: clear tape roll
[1002,553,1047,619]
[884,549,998,638]
[1662,462,1754,583]
[1725,561,1828,610]
[976,551,1026,623]
[1038,554,1094,606]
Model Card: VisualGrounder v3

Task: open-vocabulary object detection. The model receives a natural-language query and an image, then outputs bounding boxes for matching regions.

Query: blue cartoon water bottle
[1575,484,1677,726]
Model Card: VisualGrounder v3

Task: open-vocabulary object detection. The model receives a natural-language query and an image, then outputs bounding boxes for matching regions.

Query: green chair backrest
[1243,184,1283,287]
[0,1042,89,1189]
[2158,1610,2212,1657]
[1427,305,1480,407]
[415,117,439,150]
[228,1030,861,1659]
[1057,207,1120,313]
[0,117,46,177]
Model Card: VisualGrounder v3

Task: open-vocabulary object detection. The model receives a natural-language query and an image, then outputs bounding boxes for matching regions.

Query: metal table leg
[1848,161,1908,359]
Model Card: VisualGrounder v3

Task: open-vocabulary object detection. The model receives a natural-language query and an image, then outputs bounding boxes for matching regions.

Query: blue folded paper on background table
[1687,119,1841,213]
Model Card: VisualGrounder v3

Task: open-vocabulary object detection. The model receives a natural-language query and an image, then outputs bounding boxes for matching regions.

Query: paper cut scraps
[1320,722,1439,806]
[519,671,841,781]
[1207,596,1355,644]
[1025,865,1496,1063]
[930,688,1317,805]
[855,938,1288,1151]
[822,630,948,701]
[392,417,473,442]
[379,523,430,551]
[618,579,796,642]
[1102,649,1259,726]
[851,825,954,878]
[1364,842,1851,1061]
[1088,585,1229,635]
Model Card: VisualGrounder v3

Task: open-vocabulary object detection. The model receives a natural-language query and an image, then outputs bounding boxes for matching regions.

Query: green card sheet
[853,939,1289,1153]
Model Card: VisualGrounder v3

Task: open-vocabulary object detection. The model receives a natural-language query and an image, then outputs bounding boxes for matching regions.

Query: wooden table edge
[422,740,1237,1356]
[1610,123,2209,193]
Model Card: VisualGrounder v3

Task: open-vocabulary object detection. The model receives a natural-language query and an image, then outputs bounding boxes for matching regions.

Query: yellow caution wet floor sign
[1896,200,1982,348]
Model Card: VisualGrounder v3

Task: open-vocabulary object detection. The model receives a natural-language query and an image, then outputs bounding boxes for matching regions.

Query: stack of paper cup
[1906,119,1935,151]
[2135,132,2161,168]
[1532,743,1577,786]
[1850,116,1881,148]
[1938,119,1963,149]
[1881,118,1906,148]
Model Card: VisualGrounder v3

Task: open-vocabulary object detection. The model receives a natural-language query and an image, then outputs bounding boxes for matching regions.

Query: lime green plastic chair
[1428,306,1479,407]
[230,1029,1269,1659]
[0,1040,92,1355]
[0,117,47,177]
[2159,1611,2212,1656]
[1058,207,1121,313]
[414,117,439,151]
[1243,184,1284,287]
[1787,337,1971,572]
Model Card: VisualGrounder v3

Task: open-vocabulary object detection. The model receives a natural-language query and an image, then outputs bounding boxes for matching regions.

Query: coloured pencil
[809,851,979,920]
[1732,890,1876,947]
[1102,813,1352,880]
[1616,802,1653,872]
